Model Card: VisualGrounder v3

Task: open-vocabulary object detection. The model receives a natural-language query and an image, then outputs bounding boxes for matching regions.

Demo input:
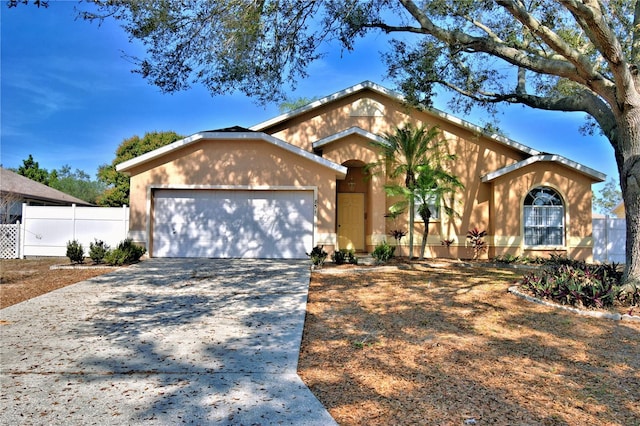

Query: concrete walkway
[0,259,336,425]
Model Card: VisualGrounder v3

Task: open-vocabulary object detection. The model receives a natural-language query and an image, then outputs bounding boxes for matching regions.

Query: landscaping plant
[331,249,358,265]
[520,262,628,309]
[306,245,328,268]
[371,241,395,264]
[89,239,110,264]
[66,240,84,264]
[104,238,146,266]
[466,227,487,260]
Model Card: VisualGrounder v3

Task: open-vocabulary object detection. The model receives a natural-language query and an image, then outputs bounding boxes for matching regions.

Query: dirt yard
[298,261,640,425]
[2,257,638,425]
[0,258,117,309]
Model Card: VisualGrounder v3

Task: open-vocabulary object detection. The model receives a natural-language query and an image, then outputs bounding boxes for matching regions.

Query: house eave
[481,154,606,183]
[312,126,388,150]
[251,80,540,157]
[116,132,347,178]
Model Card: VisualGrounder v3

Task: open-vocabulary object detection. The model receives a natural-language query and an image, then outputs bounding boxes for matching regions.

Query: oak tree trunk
[615,107,640,289]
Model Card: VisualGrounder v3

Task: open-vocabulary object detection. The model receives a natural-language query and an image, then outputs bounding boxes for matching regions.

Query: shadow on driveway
[0,259,336,425]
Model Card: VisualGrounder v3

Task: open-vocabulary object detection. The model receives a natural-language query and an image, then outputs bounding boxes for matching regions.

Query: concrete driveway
[0,259,336,425]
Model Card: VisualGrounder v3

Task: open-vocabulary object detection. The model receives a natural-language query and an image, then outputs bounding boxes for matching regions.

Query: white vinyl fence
[592,217,626,264]
[4,204,130,258]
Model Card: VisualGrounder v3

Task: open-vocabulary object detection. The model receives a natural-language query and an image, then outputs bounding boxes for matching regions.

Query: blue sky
[1,2,617,195]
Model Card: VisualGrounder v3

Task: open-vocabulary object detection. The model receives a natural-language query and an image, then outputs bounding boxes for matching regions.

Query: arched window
[523,187,564,246]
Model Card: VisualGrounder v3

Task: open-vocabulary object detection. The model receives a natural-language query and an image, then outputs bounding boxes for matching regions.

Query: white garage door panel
[153,190,314,258]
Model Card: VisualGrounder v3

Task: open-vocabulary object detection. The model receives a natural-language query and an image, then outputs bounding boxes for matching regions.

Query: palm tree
[370,123,444,258]
[413,164,464,259]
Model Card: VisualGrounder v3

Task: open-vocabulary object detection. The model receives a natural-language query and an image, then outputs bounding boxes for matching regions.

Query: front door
[337,193,365,251]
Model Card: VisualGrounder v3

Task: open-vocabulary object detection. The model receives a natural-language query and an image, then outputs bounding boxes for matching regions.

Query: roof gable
[312,126,388,150]
[252,81,540,157]
[116,131,347,177]
[481,154,605,183]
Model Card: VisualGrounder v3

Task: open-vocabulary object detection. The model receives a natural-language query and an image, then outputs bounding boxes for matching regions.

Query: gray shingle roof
[0,167,93,206]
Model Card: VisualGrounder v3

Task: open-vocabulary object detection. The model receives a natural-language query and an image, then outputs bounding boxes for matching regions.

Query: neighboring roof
[480,154,606,183]
[0,167,93,206]
[116,131,348,177]
[251,81,541,157]
[312,126,388,150]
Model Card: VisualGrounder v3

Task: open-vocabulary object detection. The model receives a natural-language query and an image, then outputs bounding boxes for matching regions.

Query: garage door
[152,189,314,258]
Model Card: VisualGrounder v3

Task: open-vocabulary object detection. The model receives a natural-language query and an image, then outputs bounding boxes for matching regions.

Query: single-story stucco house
[117,82,605,260]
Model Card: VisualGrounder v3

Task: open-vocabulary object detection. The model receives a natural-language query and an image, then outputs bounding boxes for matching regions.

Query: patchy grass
[299,262,640,425]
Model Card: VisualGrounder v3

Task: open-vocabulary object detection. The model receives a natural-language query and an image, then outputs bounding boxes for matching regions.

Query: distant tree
[49,165,106,204]
[593,178,623,215]
[97,131,183,206]
[17,154,50,185]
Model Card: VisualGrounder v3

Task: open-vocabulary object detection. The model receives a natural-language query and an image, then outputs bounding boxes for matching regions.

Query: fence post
[603,216,608,263]
[20,203,27,259]
[15,221,20,259]
[123,205,128,240]
[71,203,77,242]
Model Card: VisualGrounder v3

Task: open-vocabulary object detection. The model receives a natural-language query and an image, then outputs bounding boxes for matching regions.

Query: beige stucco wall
[488,162,595,261]
[125,138,341,253]
[261,88,552,259]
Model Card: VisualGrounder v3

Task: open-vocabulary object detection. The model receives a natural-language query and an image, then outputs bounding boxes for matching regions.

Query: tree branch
[560,0,638,108]
[395,1,593,86]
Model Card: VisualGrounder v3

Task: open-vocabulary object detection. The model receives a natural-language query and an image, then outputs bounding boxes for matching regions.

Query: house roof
[116,130,348,177]
[251,81,541,157]
[0,167,93,206]
[252,81,605,183]
[480,154,606,183]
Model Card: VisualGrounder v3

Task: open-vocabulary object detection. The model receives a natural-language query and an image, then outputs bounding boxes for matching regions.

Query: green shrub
[89,239,110,264]
[372,241,395,264]
[332,249,358,265]
[306,245,328,267]
[104,238,146,266]
[493,254,520,264]
[66,240,84,264]
[520,263,624,309]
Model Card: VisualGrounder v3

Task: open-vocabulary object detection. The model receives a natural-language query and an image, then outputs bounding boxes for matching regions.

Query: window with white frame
[523,187,564,246]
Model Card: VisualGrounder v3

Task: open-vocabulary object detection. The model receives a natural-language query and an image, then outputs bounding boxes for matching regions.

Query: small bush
[104,239,146,266]
[372,241,395,264]
[89,239,110,264]
[493,254,520,264]
[332,249,358,265]
[307,245,328,268]
[66,240,84,264]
